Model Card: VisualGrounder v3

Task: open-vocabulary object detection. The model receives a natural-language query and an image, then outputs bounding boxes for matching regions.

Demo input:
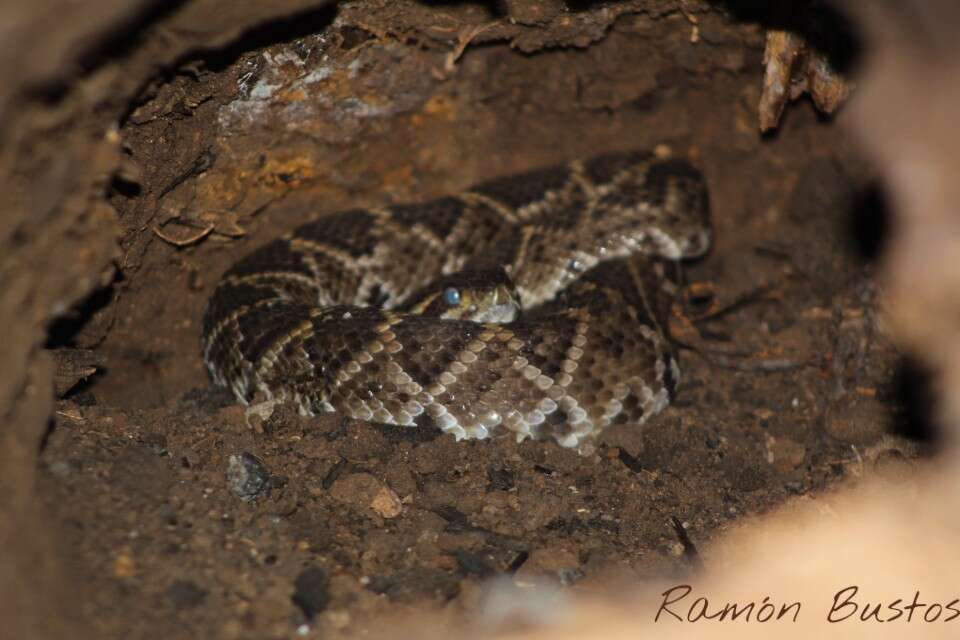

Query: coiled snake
[202,149,710,451]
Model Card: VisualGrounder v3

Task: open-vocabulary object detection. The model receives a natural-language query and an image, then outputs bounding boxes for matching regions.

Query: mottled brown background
[2,1,957,639]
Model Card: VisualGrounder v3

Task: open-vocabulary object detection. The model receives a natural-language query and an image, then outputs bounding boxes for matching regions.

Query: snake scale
[202,149,711,451]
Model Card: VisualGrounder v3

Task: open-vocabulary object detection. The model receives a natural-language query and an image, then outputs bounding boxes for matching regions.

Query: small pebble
[47,460,72,477]
[370,486,403,518]
[330,472,402,518]
[226,452,271,501]
[113,547,136,577]
[765,435,807,472]
[165,579,208,609]
[292,566,331,620]
[785,481,806,494]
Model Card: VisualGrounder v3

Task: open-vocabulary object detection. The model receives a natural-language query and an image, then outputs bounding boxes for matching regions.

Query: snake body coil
[202,149,711,450]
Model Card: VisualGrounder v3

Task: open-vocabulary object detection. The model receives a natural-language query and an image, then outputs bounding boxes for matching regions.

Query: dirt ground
[22,2,931,638]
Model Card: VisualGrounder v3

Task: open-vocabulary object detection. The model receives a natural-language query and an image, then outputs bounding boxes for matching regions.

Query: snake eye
[442,287,461,306]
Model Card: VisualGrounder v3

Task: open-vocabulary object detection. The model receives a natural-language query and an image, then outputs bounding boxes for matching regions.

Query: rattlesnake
[202,149,710,451]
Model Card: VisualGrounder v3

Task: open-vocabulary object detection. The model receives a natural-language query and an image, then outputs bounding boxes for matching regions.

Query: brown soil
[9,1,928,638]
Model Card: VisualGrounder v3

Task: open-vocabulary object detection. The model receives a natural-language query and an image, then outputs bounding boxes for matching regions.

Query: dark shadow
[847,180,893,262]
[785,157,893,267]
[712,0,862,73]
[198,4,340,72]
[44,281,118,349]
[39,418,56,453]
[886,357,941,447]
[564,0,618,12]
[110,172,143,198]
[420,0,505,18]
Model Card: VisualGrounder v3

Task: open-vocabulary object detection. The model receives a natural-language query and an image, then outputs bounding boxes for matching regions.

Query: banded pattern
[202,149,711,451]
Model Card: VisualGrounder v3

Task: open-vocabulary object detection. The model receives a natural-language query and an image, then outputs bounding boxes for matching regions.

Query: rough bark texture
[0,3,335,637]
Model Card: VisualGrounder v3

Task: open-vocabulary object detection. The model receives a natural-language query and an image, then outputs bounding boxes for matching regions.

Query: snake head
[401,268,521,323]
